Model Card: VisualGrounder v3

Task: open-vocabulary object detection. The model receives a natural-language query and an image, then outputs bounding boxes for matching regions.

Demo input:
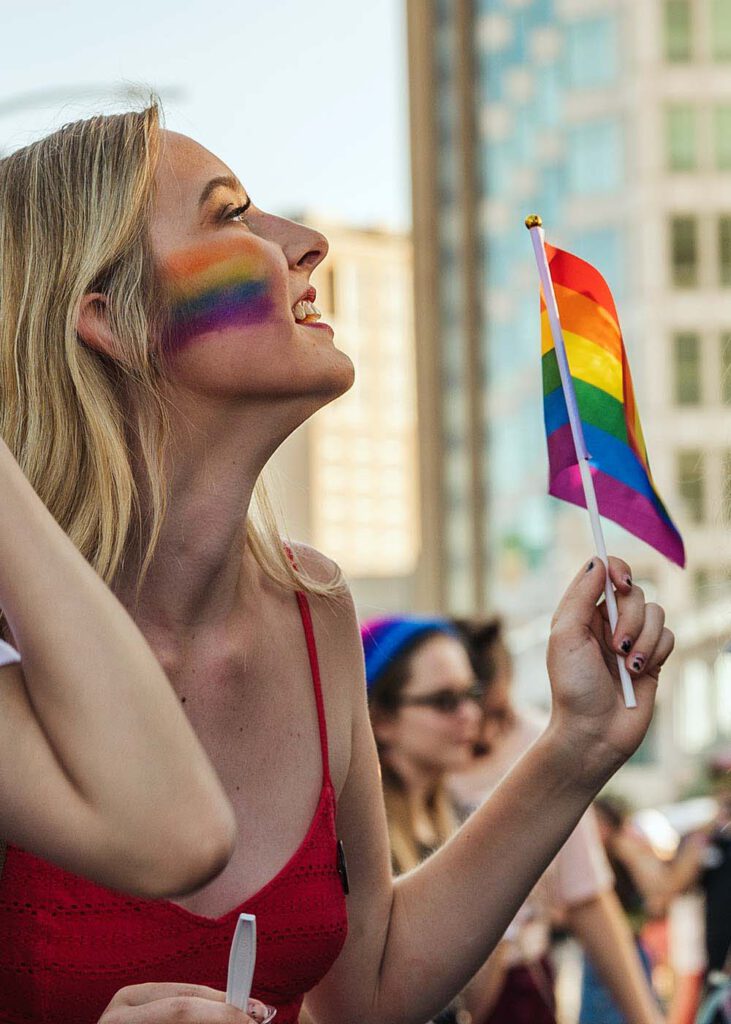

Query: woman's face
[377,635,482,777]
[148,131,354,404]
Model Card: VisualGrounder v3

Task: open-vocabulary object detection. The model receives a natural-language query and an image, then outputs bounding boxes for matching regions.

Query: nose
[259,212,329,273]
[458,699,481,731]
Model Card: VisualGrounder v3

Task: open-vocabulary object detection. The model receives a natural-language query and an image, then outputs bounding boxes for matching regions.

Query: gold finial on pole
[525,214,543,229]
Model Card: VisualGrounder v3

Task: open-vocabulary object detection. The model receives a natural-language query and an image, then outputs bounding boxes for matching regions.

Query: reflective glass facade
[470,0,626,613]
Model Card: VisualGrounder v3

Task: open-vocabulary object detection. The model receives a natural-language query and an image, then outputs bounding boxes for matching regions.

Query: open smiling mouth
[293,299,322,325]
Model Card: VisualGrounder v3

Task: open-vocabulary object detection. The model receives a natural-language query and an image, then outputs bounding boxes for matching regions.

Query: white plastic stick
[527,218,636,709]
[227,913,257,1011]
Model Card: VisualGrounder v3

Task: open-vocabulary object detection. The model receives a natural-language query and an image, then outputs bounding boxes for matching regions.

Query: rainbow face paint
[162,238,276,353]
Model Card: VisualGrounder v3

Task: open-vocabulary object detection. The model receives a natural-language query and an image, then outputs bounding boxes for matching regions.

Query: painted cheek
[161,238,279,354]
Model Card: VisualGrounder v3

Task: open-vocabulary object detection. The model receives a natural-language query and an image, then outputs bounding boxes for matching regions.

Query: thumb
[551,559,606,632]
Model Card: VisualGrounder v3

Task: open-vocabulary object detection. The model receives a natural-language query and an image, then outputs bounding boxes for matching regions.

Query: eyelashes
[224,199,252,223]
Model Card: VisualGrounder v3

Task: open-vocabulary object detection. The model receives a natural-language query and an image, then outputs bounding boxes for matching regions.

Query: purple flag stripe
[549,464,685,567]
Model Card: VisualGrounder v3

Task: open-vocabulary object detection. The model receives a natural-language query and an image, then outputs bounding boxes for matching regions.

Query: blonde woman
[0,105,673,1024]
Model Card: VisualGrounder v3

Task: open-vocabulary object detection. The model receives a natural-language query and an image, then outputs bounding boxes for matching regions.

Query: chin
[299,347,355,404]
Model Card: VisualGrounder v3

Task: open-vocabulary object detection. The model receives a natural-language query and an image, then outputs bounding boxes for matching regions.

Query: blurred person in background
[362,616,509,1024]
[449,618,664,1024]
[581,795,669,1024]
[662,749,731,1023]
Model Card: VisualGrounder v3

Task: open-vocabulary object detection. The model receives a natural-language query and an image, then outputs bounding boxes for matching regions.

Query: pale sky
[0,0,410,229]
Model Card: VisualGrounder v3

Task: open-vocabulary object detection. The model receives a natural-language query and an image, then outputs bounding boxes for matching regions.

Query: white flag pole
[526,214,636,709]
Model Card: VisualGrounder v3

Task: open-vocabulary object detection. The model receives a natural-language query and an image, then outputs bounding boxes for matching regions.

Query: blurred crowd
[358,613,731,1024]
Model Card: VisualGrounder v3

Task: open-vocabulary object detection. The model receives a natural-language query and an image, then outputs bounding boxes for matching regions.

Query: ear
[76,293,118,359]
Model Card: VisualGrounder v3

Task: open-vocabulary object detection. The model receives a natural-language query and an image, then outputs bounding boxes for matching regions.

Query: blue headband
[360,616,457,691]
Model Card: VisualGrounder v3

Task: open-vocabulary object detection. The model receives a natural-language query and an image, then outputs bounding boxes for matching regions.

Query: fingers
[611,582,648,658]
[551,558,608,632]
[606,556,634,594]
[102,985,257,1024]
[645,627,675,679]
[620,602,664,675]
[106,984,227,1008]
[101,997,254,1023]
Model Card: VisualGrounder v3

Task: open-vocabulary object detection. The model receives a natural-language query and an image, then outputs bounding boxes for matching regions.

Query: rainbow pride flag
[541,243,685,567]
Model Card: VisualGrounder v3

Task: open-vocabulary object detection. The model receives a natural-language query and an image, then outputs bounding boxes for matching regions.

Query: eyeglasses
[398,683,485,714]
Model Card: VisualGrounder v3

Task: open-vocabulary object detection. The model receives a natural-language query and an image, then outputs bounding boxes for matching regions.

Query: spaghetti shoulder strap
[295,591,331,786]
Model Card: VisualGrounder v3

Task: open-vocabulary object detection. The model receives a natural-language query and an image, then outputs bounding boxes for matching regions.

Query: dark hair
[593,794,628,831]
[451,616,504,686]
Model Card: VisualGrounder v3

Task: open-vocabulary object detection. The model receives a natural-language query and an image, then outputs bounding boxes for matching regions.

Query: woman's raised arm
[305,557,673,1024]
[0,439,235,896]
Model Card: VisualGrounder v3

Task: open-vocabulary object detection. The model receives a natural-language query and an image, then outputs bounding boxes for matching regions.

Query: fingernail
[625,575,633,587]
[586,560,595,573]
[620,637,633,654]
[631,654,645,672]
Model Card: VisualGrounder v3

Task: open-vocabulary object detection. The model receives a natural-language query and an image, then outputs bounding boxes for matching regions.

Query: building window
[670,215,699,287]
[666,105,697,170]
[714,106,731,169]
[665,0,692,61]
[711,0,731,60]
[722,333,731,403]
[675,660,715,752]
[724,452,731,524]
[720,216,731,286]
[674,332,701,404]
[565,16,620,89]
[677,449,704,523]
[567,120,624,194]
[693,567,712,604]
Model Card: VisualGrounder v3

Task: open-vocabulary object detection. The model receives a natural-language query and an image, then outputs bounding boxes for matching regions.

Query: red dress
[0,592,348,1023]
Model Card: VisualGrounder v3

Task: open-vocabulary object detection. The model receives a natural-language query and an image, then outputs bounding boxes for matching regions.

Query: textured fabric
[0,591,348,1023]
[483,958,557,1024]
[0,639,20,667]
[360,616,456,690]
[449,708,613,967]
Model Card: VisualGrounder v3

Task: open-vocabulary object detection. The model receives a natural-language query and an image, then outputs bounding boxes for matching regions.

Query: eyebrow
[197,175,247,209]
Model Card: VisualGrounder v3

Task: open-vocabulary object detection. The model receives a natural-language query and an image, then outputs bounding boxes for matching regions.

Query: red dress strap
[294,588,331,788]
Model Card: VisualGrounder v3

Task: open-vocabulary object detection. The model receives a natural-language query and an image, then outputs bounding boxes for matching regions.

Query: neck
[114,393,295,634]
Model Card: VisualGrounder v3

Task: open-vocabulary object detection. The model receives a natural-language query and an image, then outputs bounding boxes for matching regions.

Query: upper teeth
[293,300,321,322]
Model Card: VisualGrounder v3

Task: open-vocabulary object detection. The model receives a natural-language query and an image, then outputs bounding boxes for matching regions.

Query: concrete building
[269,217,422,617]
[407,0,731,800]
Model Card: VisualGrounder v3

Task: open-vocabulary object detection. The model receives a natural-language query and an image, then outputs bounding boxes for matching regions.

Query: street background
[2,1,730,1019]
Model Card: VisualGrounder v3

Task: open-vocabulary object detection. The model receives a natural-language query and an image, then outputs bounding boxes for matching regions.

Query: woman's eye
[227,202,251,223]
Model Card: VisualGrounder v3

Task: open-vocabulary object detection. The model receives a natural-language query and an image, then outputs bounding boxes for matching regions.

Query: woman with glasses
[449,618,664,1024]
[362,616,509,1024]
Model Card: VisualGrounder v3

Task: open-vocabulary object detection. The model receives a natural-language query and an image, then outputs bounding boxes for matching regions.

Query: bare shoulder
[287,543,365,792]
[288,541,360,651]
[288,540,343,587]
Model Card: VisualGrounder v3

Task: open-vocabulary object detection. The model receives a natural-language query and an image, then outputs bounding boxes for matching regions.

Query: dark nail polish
[625,575,633,587]
[586,560,595,573]
[631,655,645,672]
[620,638,632,654]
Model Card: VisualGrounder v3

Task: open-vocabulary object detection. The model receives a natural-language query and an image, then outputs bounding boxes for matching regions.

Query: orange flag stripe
[544,243,619,325]
[540,285,622,363]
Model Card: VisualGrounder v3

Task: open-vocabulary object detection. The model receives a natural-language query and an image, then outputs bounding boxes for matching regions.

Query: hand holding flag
[526,215,685,707]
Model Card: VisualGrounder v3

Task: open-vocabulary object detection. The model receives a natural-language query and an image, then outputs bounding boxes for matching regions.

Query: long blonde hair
[0,103,340,599]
